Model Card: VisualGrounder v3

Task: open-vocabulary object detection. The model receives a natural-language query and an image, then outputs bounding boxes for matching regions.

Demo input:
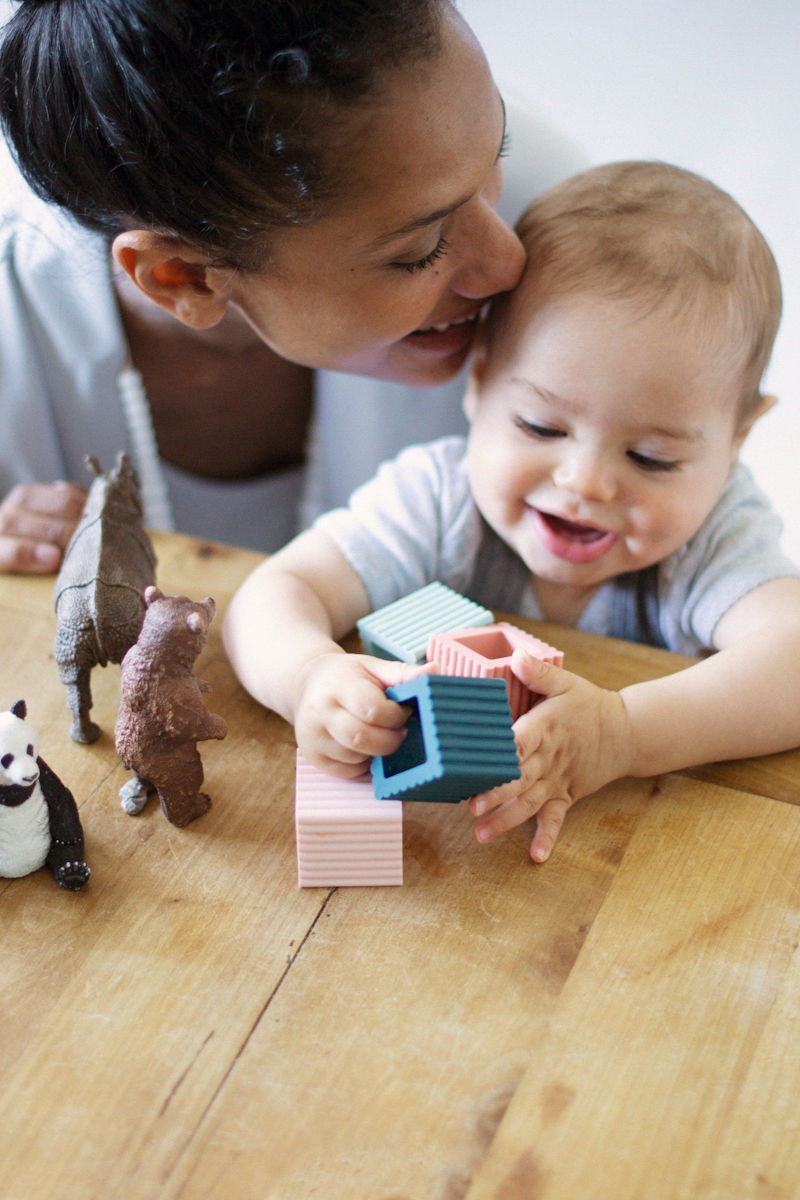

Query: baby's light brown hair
[486,161,782,423]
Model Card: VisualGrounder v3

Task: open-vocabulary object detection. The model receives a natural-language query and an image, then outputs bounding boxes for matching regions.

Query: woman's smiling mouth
[401,312,480,356]
[533,509,620,564]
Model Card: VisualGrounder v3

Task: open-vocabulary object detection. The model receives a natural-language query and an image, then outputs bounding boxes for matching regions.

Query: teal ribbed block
[372,675,520,802]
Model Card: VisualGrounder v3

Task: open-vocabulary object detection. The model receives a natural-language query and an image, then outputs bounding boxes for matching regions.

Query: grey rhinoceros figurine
[54,453,157,743]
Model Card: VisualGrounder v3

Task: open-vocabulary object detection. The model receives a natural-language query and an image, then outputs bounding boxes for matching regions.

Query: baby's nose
[553,448,617,503]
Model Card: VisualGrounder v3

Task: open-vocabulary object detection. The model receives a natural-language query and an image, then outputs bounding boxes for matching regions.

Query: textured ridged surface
[373,675,520,802]
[295,754,403,886]
[428,622,564,721]
[357,582,492,663]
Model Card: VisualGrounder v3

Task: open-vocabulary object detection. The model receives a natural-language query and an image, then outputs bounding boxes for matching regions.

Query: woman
[0,0,579,568]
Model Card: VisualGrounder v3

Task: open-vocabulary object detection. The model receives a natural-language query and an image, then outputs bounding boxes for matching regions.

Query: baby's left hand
[470,649,631,863]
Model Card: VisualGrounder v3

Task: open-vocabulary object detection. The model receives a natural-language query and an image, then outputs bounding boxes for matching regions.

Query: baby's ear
[463,344,487,423]
[732,392,778,457]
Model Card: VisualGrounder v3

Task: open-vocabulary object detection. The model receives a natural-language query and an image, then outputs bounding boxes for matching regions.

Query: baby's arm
[0,482,86,573]
[222,528,430,775]
[471,577,800,862]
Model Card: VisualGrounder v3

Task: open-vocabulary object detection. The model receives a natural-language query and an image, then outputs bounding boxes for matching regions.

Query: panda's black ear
[11,700,26,720]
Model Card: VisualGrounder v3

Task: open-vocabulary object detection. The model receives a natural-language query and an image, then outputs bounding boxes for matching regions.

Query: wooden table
[1,530,799,1200]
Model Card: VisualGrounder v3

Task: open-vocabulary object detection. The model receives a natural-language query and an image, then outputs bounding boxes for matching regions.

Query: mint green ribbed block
[357,582,493,664]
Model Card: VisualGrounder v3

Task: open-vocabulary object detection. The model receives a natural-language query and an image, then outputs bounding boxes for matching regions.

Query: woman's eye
[392,236,449,275]
[627,450,679,473]
[513,416,565,440]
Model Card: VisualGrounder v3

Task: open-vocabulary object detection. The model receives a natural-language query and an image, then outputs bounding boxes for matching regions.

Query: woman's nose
[451,197,526,301]
[553,447,617,504]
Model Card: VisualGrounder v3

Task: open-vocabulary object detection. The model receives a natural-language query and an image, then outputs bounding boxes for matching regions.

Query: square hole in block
[452,628,516,660]
[382,697,427,778]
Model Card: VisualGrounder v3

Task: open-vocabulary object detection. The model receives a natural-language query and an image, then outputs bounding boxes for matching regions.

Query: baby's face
[465,292,748,597]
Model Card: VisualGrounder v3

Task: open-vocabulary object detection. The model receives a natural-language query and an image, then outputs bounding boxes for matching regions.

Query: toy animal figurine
[115,587,227,827]
[54,453,157,744]
[0,701,90,890]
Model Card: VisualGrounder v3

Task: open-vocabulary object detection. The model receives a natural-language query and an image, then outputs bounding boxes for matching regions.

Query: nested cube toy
[427,622,564,722]
[295,754,403,887]
[357,582,493,663]
[372,675,520,803]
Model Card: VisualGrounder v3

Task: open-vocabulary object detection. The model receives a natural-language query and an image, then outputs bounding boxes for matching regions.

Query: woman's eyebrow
[369,92,508,248]
[372,196,474,246]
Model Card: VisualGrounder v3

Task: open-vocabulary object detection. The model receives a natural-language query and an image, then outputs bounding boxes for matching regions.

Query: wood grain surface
[0,531,797,1200]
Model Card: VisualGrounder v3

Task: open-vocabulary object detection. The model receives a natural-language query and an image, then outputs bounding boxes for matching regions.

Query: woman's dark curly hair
[0,0,445,267]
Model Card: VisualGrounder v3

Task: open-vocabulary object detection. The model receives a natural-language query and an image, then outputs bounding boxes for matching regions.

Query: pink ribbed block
[426,622,564,722]
[295,754,403,887]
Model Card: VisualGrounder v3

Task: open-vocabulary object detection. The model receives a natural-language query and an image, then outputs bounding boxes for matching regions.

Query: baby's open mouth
[540,512,609,543]
[533,509,619,564]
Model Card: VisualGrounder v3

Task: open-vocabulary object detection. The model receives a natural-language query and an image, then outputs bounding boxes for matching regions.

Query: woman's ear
[112,231,234,329]
[732,392,778,458]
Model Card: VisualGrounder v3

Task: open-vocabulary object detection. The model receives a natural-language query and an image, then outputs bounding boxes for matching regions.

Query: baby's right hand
[0,482,87,574]
[294,652,433,778]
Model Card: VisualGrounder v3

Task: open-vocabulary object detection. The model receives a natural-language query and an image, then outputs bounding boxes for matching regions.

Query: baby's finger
[0,535,62,575]
[469,777,520,818]
[307,750,373,780]
[469,737,544,818]
[325,704,407,759]
[529,798,571,863]
[335,673,413,731]
[472,778,552,844]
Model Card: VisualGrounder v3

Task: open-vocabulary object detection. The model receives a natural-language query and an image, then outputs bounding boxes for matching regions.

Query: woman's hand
[294,653,435,777]
[0,482,87,574]
[470,649,632,863]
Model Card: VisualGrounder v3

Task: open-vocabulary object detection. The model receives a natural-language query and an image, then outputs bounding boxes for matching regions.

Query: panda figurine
[0,700,90,890]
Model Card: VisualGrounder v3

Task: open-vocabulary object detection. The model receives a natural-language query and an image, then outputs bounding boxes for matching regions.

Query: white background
[462,0,800,561]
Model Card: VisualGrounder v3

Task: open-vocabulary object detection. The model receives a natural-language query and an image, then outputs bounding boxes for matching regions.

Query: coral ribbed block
[427,622,564,721]
[295,754,403,887]
[357,582,493,663]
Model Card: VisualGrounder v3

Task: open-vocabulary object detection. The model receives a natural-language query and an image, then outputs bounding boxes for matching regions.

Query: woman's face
[226,7,526,385]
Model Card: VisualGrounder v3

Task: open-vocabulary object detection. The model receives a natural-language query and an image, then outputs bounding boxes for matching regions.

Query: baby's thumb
[511,647,569,701]
[365,657,438,691]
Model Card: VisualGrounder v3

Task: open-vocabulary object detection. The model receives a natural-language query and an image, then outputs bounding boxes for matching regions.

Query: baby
[223,161,800,863]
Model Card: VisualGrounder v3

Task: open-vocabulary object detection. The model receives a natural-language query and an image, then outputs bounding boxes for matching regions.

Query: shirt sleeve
[313,437,482,612]
[657,464,800,654]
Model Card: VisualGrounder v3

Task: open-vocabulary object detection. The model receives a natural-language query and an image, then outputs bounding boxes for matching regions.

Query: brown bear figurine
[115,587,227,827]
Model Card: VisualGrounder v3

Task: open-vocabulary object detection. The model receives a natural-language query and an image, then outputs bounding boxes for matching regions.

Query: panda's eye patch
[26,745,34,757]
[1,753,13,769]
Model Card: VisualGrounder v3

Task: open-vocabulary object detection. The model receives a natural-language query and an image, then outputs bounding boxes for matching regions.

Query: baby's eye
[1,753,13,769]
[513,416,566,440]
[26,745,34,757]
[627,450,680,473]
[392,236,450,275]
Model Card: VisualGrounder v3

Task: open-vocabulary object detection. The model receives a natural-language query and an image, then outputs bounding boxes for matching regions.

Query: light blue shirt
[316,437,800,654]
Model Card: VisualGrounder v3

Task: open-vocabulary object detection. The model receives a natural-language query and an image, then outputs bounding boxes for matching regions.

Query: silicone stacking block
[372,675,520,803]
[427,622,564,722]
[295,754,403,887]
[357,582,493,664]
